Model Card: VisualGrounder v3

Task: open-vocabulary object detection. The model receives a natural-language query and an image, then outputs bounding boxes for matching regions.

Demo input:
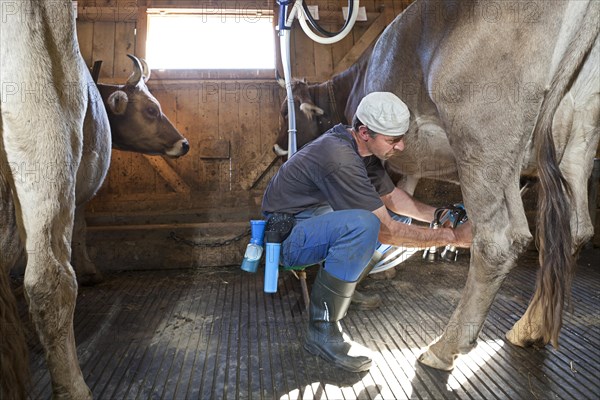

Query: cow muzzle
[166,139,190,158]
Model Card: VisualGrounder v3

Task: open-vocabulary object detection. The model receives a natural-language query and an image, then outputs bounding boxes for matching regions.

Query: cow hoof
[418,348,455,371]
[505,327,545,348]
[505,319,546,348]
[78,272,104,286]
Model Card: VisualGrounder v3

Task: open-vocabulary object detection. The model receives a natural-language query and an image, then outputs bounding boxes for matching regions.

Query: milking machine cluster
[423,203,469,262]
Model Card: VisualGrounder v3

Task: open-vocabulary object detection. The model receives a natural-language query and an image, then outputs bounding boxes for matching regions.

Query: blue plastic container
[263,242,281,293]
[240,220,266,273]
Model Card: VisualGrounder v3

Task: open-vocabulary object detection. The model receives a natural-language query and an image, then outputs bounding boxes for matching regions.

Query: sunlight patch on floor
[446,339,505,391]
[279,339,505,399]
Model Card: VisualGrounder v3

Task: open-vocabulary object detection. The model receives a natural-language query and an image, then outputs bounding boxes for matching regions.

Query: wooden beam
[239,148,280,191]
[77,7,138,22]
[142,155,191,193]
[135,6,148,59]
[332,12,386,76]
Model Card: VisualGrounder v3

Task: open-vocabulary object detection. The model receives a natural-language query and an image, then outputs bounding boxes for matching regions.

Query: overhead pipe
[277,1,360,157]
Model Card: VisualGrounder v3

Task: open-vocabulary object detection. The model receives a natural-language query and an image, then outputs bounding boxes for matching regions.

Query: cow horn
[300,102,324,119]
[139,58,151,82]
[275,70,286,88]
[126,54,144,86]
[273,144,288,156]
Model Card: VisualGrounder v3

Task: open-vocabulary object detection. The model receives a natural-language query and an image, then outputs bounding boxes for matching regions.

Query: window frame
[142,7,278,81]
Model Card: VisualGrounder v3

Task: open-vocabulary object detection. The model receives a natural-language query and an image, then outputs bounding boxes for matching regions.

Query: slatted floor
[23,247,599,399]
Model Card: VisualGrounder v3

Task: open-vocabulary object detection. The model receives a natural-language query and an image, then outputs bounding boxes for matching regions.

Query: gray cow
[276,0,599,372]
[364,0,599,370]
[0,3,188,394]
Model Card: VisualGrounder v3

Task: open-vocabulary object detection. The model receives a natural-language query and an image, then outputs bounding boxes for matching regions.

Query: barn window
[145,8,275,70]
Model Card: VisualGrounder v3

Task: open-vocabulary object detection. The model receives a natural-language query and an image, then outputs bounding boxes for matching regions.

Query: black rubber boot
[351,259,382,310]
[304,268,373,372]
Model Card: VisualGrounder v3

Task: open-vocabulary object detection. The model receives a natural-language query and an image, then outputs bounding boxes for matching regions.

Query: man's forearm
[381,187,436,223]
[379,220,456,248]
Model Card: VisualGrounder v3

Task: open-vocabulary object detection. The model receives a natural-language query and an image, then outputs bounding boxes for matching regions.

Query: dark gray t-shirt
[262,124,395,214]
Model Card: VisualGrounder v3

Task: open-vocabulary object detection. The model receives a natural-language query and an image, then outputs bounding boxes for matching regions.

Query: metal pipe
[277,0,360,157]
[277,1,298,156]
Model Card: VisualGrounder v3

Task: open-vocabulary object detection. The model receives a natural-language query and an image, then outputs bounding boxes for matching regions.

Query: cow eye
[146,106,159,118]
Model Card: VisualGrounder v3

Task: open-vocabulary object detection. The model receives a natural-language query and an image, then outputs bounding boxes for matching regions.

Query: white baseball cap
[356,92,410,136]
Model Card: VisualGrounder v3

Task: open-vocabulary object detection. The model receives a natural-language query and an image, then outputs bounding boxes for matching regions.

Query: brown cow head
[274,78,332,157]
[98,55,189,158]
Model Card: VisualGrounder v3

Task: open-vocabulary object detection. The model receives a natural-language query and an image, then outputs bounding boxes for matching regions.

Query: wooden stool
[284,264,320,311]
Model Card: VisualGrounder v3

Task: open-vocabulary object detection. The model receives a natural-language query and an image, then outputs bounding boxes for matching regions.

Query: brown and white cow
[72,55,189,285]
[0,3,186,398]
[363,0,599,371]
[274,45,372,156]
[275,44,459,195]
[98,55,189,157]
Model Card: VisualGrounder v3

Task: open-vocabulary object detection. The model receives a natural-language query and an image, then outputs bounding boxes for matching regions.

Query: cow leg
[72,206,104,285]
[4,122,91,398]
[561,94,600,249]
[419,171,532,370]
[507,92,600,347]
[18,182,91,399]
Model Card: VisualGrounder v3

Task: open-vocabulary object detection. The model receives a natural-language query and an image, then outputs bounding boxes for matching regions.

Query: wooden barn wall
[73,1,600,264]
[77,0,413,222]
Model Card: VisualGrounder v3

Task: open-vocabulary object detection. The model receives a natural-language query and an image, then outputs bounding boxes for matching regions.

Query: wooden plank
[113,22,136,80]
[135,6,148,59]
[387,0,401,25]
[105,148,128,196]
[123,142,157,193]
[91,21,116,79]
[330,20,354,73]
[197,139,230,159]
[257,81,282,190]
[361,0,376,12]
[76,21,94,67]
[173,89,200,188]
[234,81,261,185]
[87,192,180,210]
[77,7,138,22]
[217,81,240,192]
[130,152,158,194]
[259,81,283,149]
[292,21,315,78]
[313,39,333,80]
[239,148,279,191]
[332,12,386,75]
[197,82,221,191]
[142,155,191,193]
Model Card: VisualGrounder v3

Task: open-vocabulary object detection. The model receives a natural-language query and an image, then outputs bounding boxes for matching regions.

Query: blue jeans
[280,206,380,282]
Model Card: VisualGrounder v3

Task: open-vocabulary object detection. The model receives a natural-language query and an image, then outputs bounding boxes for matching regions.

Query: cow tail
[0,167,29,398]
[0,265,29,399]
[531,1,599,348]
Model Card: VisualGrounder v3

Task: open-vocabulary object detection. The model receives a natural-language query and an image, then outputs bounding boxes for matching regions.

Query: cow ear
[299,102,324,119]
[107,90,128,115]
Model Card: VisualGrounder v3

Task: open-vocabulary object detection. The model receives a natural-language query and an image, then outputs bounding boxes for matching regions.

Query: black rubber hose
[301,1,355,38]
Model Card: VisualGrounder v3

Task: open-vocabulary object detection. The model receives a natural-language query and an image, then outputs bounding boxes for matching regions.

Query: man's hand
[451,220,473,248]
